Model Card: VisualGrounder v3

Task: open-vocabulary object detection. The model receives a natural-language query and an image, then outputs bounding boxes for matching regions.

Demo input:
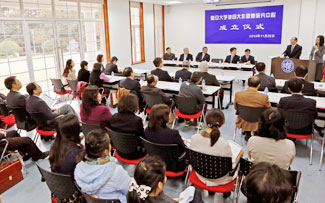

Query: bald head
[248,76,261,88]
[198,61,209,72]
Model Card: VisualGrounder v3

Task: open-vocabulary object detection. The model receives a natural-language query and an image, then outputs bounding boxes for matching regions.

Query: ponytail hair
[205,109,225,147]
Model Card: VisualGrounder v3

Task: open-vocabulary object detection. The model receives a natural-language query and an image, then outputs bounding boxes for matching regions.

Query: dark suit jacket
[119,78,142,100]
[283,44,302,59]
[179,54,193,61]
[7,90,26,108]
[179,82,205,113]
[89,71,104,88]
[196,72,220,86]
[77,69,90,83]
[278,94,316,134]
[140,85,171,105]
[240,55,255,64]
[175,69,192,81]
[196,52,210,62]
[151,68,172,82]
[225,55,240,64]
[163,53,176,60]
[281,79,317,96]
[256,73,276,91]
[104,62,119,75]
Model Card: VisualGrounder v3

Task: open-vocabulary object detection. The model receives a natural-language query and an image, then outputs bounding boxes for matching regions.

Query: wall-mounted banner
[205,5,283,44]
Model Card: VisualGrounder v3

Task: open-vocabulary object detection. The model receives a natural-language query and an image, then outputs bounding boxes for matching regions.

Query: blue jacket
[74,158,131,203]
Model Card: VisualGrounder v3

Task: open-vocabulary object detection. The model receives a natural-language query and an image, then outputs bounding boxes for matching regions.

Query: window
[154,5,165,58]
[130,1,145,64]
[23,0,53,18]
[0,0,21,18]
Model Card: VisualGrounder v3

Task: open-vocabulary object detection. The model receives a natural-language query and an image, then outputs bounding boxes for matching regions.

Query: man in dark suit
[5,76,26,108]
[283,37,302,59]
[196,61,224,109]
[179,48,193,61]
[255,62,276,91]
[25,82,76,130]
[278,78,316,134]
[195,47,210,62]
[281,65,317,96]
[119,67,143,104]
[163,47,176,60]
[240,49,256,65]
[104,56,120,75]
[141,74,171,106]
[225,47,240,64]
[151,57,173,81]
[175,61,192,81]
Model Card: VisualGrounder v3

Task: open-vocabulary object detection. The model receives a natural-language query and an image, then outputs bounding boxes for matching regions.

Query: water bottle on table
[264,87,269,95]
[179,77,182,85]
[111,71,114,78]
[202,79,206,87]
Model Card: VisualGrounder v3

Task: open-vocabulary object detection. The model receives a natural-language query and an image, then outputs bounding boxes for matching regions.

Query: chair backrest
[142,93,164,108]
[81,122,101,136]
[289,170,301,203]
[187,149,233,179]
[106,128,141,155]
[29,112,53,129]
[239,158,253,176]
[236,104,267,123]
[36,163,77,200]
[211,58,223,63]
[173,95,199,115]
[10,107,36,131]
[0,103,10,116]
[67,79,78,92]
[50,79,66,93]
[281,110,315,131]
[140,137,180,165]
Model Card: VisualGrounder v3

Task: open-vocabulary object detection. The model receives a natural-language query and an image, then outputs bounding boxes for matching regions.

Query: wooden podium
[271,58,317,81]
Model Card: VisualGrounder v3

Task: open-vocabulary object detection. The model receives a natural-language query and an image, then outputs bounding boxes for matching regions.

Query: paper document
[179,186,195,203]
[227,140,243,160]
[40,93,56,108]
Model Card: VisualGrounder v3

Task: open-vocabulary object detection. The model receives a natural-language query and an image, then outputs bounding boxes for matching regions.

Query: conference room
[1,0,325,202]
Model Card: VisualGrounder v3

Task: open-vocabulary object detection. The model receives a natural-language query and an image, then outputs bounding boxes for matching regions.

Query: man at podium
[283,37,302,59]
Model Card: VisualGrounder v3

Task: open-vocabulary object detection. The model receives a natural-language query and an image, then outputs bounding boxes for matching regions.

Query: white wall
[107,0,156,69]
[164,0,325,72]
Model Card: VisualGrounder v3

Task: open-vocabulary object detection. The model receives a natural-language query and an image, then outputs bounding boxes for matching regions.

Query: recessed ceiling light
[165,1,182,5]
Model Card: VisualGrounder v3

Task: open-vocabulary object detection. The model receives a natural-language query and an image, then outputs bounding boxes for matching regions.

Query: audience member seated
[278,78,317,135]
[80,86,112,127]
[141,74,171,106]
[120,67,143,102]
[144,104,187,172]
[96,54,105,70]
[281,65,317,96]
[49,115,83,176]
[240,49,255,65]
[77,61,90,83]
[0,129,48,161]
[62,59,77,81]
[179,48,193,61]
[151,58,173,81]
[163,47,176,60]
[195,47,210,62]
[242,162,294,203]
[74,129,130,202]
[234,76,271,140]
[25,82,76,130]
[190,109,237,186]
[108,94,146,159]
[175,61,192,81]
[179,72,206,114]
[196,61,224,108]
[247,109,295,170]
[225,47,240,64]
[89,63,110,101]
[104,56,120,75]
[127,156,203,203]
[5,76,27,108]
[255,62,276,92]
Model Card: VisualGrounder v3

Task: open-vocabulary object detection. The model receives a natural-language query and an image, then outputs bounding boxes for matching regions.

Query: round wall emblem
[281,59,294,73]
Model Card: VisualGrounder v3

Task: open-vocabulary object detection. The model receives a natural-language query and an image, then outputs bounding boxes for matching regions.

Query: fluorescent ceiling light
[165,1,182,5]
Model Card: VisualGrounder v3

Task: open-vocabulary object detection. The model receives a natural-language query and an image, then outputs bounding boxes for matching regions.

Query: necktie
[291,45,294,53]
[231,56,234,63]
[201,54,205,60]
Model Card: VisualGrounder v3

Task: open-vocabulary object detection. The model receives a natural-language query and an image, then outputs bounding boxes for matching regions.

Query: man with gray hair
[175,61,192,81]
[179,48,193,61]
[195,61,224,109]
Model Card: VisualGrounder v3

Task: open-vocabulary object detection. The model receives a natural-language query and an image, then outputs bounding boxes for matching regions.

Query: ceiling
[133,0,267,6]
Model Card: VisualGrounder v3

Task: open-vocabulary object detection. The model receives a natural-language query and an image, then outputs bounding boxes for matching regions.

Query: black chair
[281,110,315,165]
[233,104,267,140]
[140,137,187,177]
[186,149,239,197]
[50,78,71,99]
[36,163,78,201]
[67,79,81,104]
[29,112,56,143]
[142,93,165,120]
[106,128,145,165]
[172,95,205,132]
[10,107,36,133]
[81,122,101,137]
[0,103,16,130]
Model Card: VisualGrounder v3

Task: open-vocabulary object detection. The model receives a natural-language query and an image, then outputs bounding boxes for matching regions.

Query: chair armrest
[178,151,187,162]
[229,157,241,176]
